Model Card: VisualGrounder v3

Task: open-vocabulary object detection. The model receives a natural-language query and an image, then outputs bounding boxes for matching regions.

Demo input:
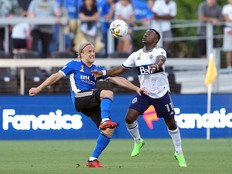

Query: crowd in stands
[0,0,232,69]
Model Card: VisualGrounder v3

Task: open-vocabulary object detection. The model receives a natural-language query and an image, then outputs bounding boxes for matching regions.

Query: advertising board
[0,94,231,139]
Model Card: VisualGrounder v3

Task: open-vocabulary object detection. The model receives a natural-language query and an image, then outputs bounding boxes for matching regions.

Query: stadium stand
[14,51,40,59]
[50,51,76,59]
[0,51,12,58]
[166,66,181,94]
[0,68,18,94]
[19,67,50,94]
[109,52,130,58]
[50,67,70,94]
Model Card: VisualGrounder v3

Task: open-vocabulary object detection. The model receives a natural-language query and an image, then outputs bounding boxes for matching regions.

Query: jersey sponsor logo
[80,75,95,85]
[137,65,164,75]
[2,109,83,130]
[80,75,90,80]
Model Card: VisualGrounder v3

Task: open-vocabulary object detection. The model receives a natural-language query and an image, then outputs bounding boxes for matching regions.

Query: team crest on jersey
[149,54,154,59]
[137,53,142,60]
[80,65,84,72]
[132,97,137,104]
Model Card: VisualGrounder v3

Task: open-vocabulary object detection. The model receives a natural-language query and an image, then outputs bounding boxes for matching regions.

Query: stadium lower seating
[166,66,181,94]
[17,67,51,94]
[50,67,70,94]
[0,68,18,94]
[0,51,12,58]
[14,51,40,59]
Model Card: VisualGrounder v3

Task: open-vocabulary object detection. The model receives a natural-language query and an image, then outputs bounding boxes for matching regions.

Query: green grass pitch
[0,139,231,174]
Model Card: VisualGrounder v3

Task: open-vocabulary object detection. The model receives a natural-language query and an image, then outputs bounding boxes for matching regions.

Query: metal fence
[0,18,231,95]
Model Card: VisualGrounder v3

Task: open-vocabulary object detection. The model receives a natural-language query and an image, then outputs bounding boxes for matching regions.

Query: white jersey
[151,0,177,32]
[122,47,170,99]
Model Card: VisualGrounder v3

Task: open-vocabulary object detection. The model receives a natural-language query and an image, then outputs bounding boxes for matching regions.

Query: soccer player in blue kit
[29,42,145,168]
[92,29,187,167]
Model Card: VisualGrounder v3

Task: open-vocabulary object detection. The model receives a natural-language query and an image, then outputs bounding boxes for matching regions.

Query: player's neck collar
[143,47,154,53]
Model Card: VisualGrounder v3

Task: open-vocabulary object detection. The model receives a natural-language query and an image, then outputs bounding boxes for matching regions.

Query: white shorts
[223,32,232,51]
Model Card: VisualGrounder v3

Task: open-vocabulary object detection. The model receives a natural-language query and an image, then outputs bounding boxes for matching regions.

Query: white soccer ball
[109,19,128,38]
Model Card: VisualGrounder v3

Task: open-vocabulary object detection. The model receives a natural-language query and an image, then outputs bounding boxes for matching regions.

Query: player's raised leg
[99,90,117,130]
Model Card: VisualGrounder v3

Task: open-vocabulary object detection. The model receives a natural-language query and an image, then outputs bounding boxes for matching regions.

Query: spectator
[79,0,104,52]
[17,0,32,12]
[222,0,232,70]
[114,0,135,53]
[28,0,61,58]
[151,0,176,56]
[0,0,19,51]
[11,10,31,57]
[197,0,223,58]
[100,0,115,56]
[56,0,79,51]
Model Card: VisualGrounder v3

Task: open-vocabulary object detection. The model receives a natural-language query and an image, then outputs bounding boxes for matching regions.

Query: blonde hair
[76,42,92,58]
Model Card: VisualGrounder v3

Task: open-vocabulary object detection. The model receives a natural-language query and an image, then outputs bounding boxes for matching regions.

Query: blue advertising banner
[0,94,232,140]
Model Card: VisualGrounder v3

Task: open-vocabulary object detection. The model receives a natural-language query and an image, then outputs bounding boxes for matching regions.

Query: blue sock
[91,133,111,159]
[100,98,112,120]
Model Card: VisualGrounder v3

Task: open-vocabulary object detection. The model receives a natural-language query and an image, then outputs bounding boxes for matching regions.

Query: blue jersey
[59,60,107,101]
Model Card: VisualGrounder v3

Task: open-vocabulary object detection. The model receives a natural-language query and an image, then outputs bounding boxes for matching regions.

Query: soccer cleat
[174,152,187,167]
[86,159,103,168]
[99,120,117,130]
[131,139,145,157]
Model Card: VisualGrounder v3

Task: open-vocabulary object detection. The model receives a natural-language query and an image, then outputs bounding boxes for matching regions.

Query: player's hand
[92,70,103,79]
[29,87,41,96]
[136,87,148,96]
[150,64,159,73]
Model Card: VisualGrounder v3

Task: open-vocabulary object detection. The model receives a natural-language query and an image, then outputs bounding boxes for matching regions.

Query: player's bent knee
[102,127,115,137]
[101,90,114,99]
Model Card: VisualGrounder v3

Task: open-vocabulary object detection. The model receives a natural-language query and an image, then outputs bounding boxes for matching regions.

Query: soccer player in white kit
[92,29,187,167]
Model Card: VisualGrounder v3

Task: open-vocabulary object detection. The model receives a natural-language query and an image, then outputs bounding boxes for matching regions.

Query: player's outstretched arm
[92,66,126,79]
[108,76,147,96]
[29,72,64,96]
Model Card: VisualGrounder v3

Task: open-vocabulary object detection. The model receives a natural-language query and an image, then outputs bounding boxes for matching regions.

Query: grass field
[0,139,231,174]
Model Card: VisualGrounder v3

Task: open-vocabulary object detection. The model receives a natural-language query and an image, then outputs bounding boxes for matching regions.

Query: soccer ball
[109,19,128,38]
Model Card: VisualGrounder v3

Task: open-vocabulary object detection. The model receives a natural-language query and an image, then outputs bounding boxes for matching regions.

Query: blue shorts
[129,92,175,119]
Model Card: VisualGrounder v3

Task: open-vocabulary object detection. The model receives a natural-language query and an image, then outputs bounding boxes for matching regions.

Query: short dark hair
[149,28,160,43]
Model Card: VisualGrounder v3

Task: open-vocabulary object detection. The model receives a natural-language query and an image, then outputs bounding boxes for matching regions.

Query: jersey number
[165,102,174,112]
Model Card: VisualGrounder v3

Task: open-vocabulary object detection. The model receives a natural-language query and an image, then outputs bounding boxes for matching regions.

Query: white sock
[126,121,142,143]
[89,157,97,161]
[168,128,183,154]
[101,118,109,123]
